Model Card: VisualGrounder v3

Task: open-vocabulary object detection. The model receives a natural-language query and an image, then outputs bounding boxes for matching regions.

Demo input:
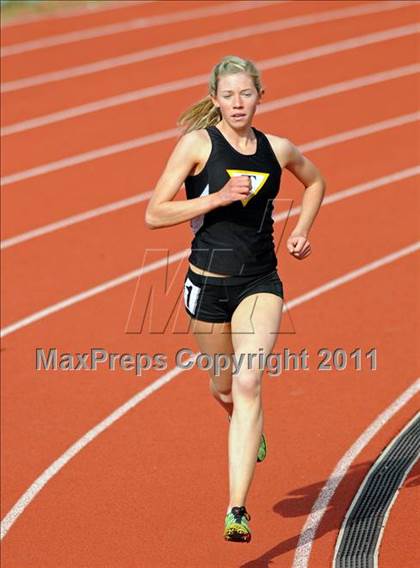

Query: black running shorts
[183,268,284,323]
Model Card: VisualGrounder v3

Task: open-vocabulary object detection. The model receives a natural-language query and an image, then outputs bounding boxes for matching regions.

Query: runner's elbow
[145,207,161,229]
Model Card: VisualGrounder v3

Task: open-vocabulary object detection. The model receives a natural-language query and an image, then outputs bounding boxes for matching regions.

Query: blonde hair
[177,55,263,134]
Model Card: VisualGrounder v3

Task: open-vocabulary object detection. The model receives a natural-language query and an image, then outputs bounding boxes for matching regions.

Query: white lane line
[292,378,420,568]
[1,1,413,93]
[288,242,420,309]
[2,64,418,187]
[1,175,419,338]
[2,117,419,250]
[0,1,152,29]
[296,112,420,153]
[0,248,189,339]
[0,353,196,541]
[0,191,154,249]
[258,64,419,113]
[274,165,420,223]
[2,23,417,136]
[1,127,179,186]
[1,247,418,540]
[1,2,280,57]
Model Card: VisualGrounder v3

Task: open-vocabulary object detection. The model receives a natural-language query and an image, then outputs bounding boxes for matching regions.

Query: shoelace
[230,506,251,522]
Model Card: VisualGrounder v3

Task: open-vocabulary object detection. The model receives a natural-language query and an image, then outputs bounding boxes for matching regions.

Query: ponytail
[177,95,221,134]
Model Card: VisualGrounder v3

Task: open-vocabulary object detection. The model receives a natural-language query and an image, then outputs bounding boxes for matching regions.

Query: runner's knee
[209,377,232,398]
[232,370,261,400]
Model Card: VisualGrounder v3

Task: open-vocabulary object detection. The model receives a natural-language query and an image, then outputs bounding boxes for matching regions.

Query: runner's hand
[287,235,311,260]
[217,176,251,206]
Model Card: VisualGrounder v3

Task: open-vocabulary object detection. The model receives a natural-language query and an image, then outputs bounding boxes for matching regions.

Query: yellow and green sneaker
[257,432,267,463]
[224,506,252,542]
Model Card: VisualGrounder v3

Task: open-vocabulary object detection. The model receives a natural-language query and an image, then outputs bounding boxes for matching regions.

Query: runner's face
[212,72,261,126]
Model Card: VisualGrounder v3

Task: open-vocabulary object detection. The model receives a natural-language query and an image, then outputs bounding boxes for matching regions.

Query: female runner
[145,55,326,543]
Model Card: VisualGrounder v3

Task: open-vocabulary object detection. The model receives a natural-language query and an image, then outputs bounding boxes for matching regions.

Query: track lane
[1,1,367,95]
[1,2,282,58]
[0,1,204,45]
[1,2,417,123]
[1,2,291,80]
[2,33,418,173]
[3,24,416,137]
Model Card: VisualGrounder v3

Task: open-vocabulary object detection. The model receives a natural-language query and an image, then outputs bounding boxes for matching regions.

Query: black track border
[333,412,420,568]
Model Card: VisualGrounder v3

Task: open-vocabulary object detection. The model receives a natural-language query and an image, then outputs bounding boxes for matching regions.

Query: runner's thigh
[231,293,283,357]
[190,319,234,393]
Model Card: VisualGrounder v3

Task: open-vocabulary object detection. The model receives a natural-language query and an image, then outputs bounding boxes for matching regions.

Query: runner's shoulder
[264,133,297,168]
[178,128,211,160]
[180,128,210,145]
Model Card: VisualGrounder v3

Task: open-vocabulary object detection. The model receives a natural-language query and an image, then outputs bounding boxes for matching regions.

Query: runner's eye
[222,93,252,98]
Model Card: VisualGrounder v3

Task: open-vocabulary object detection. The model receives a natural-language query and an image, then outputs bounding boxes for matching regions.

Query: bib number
[184,278,201,315]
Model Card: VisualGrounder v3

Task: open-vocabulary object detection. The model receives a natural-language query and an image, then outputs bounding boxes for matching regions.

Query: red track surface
[1,2,419,567]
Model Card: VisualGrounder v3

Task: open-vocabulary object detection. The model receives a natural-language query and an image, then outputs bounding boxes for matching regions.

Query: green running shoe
[257,432,267,463]
[224,506,251,542]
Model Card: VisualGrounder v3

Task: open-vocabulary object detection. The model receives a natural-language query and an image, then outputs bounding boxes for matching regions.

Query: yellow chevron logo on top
[226,169,270,206]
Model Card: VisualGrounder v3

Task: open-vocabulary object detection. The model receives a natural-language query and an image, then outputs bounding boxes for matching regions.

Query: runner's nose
[233,95,243,108]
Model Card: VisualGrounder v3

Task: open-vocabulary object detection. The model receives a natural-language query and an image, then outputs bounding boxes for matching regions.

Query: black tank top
[184,124,282,276]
